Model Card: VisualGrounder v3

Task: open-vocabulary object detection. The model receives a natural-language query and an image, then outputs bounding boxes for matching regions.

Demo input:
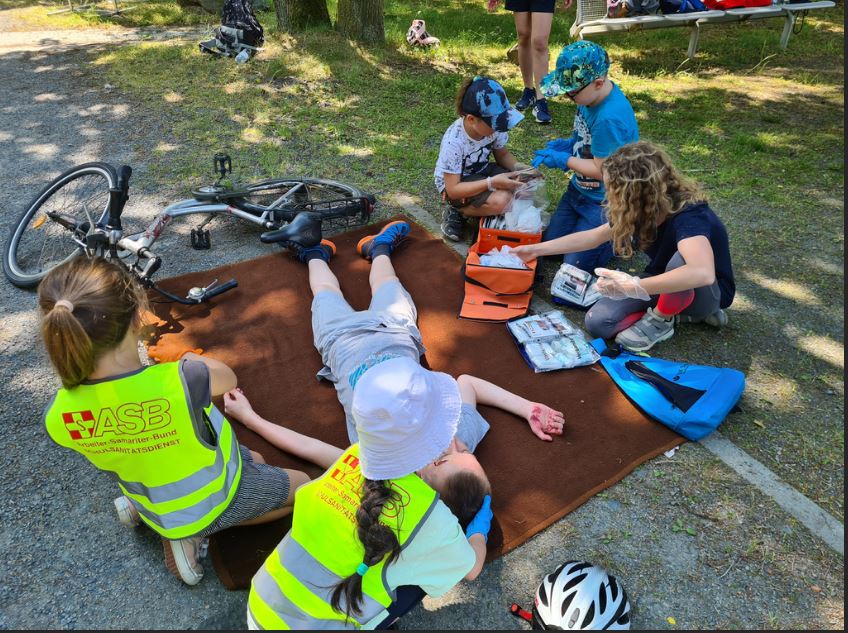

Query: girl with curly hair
[513,141,735,351]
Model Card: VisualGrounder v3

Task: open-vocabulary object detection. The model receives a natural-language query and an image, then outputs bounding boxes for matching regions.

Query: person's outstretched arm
[223,388,343,469]
[511,222,613,262]
[456,375,564,441]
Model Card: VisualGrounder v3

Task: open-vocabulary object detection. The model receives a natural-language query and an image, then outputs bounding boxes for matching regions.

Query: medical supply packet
[551,263,602,307]
[507,310,600,372]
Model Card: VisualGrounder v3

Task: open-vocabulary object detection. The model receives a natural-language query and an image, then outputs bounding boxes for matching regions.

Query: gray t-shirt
[454,403,490,453]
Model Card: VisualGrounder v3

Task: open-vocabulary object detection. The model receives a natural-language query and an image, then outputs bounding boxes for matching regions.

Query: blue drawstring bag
[590,339,745,441]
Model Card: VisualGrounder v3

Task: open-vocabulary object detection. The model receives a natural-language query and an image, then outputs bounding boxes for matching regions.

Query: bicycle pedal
[190,229,211,250]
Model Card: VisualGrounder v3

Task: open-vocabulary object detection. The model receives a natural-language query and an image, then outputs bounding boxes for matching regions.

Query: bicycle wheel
[3,162,117,288]
[235,177,374,224]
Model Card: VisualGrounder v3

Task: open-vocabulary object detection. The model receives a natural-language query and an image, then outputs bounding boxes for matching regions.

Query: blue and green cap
[541,41,611,98]
[461,77,524,133]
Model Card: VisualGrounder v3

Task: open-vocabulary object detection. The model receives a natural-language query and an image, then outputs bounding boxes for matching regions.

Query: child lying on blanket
[240,216,565,530]
[230,217,564,629]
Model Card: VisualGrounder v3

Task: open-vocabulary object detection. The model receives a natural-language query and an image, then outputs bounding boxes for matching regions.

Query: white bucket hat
[351,357,462,481]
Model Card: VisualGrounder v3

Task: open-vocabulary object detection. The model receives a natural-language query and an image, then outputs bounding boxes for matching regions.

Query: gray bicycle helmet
[531,561,631,630]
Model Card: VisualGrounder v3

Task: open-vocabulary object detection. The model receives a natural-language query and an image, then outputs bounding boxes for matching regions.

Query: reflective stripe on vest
[43,362,242,539]
[248,444,438,630]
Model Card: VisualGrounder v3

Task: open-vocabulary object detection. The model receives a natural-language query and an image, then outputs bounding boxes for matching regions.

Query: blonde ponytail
[38,258,148,388]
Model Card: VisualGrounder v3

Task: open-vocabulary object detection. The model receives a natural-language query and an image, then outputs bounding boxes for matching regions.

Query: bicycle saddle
[260,211,323,246]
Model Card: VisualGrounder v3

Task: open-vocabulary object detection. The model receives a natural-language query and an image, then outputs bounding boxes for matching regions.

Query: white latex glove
[594,268,651,301]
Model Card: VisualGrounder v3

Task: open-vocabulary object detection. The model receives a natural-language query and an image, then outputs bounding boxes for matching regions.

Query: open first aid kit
[459,225,541,322]
[507,310,600,372]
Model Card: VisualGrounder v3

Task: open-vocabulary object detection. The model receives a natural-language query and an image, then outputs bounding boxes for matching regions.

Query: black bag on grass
[199,0,264,59]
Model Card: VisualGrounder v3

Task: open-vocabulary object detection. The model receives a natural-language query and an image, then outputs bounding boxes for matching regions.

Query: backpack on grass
[590,339,745,441]
[199,0,264,59]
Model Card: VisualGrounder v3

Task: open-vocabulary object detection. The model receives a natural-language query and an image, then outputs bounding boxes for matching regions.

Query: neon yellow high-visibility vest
[43,362,242,539]
[248,444,438,630]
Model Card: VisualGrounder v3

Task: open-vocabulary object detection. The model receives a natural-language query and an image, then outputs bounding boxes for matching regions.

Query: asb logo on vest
[61,398,173,440]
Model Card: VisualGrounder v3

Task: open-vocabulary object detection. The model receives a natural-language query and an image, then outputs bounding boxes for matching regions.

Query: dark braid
[330,479,402,620]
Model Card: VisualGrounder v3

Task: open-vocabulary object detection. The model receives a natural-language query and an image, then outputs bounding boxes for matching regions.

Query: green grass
[0,0,216,29]
[29,0,846,518]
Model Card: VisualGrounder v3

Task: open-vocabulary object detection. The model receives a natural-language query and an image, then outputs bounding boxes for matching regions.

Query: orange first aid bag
[459,227,541,322]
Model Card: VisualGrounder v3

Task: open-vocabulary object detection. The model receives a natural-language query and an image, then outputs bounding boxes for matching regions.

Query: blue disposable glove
[545,137,576,155]
[531,148,571,171]
[465,495,493,542]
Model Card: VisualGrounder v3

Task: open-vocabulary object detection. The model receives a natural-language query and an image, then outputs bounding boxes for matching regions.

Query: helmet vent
[609,576,619,602]
[563,572,588,593]
[560,590,576,619]
[581,602,595,629]
[598,582,607,613]
[538,581,549,607]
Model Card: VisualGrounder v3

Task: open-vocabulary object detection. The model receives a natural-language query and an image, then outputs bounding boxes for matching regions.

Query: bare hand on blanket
[526,403,565,441]
[594,268,651,301]
[223,388,256,427]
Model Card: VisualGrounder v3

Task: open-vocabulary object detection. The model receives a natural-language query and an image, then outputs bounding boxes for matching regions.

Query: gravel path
[0,28,842,630]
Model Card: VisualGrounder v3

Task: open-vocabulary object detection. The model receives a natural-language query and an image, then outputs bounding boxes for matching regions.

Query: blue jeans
[544,182,613,273]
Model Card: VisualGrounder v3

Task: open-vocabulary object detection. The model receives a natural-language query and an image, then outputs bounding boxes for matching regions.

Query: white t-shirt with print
[434,118,508,193]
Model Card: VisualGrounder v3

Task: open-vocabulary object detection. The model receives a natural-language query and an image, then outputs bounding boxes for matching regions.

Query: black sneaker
[515,87,536,111]
[291,239,336,264]
[441,207,465,242]
[533,98,552,125]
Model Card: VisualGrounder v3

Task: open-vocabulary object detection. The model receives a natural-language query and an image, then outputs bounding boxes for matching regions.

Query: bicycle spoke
[15,173,110,277]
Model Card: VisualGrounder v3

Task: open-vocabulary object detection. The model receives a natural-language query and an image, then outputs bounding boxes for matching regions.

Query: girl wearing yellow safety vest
[37,257,310,586]
[233,217,565,629]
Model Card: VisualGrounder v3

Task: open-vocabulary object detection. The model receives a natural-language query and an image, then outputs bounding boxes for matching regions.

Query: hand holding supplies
[551,263,602,307]
[508,310,600,372]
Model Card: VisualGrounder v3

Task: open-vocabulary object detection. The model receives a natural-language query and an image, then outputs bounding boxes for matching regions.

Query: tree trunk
[336,0,384,43]
[273,0,331,32]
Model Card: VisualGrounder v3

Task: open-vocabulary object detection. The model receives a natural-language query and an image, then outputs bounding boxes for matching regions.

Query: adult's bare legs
[308,258,343,297]
[529,12,553,100]
[513,12,534,92]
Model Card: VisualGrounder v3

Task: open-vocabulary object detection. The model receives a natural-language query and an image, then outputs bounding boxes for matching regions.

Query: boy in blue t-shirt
[532,41,639,278]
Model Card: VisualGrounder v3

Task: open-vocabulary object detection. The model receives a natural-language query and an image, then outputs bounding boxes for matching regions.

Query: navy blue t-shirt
[643,202,735,308]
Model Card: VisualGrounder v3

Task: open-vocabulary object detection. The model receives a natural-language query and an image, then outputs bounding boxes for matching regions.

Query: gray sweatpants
[585,252,721,340]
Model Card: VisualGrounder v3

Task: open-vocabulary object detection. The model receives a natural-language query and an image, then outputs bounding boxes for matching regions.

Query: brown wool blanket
[147,216,683,590]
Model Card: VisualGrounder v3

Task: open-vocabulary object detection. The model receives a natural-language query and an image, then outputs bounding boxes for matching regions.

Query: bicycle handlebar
[203,279,238,300]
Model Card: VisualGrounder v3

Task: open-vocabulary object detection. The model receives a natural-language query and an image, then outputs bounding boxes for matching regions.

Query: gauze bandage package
[507,310,600,372]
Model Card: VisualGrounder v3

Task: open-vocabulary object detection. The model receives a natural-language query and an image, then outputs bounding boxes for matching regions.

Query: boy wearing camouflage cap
[532,41,639,282]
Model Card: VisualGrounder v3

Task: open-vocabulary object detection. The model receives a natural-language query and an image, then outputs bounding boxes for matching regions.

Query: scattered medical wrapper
[551,263,602,307]
[507,310,600,372]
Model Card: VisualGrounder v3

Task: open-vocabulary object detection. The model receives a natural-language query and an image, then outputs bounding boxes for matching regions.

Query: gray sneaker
[162,535,207,586]
[114,495,140,527]
[677,309,728,328]
[615,307,675,352]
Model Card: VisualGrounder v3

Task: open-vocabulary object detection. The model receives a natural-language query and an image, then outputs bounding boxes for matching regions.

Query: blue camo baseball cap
[461,77,524,133]
[541,41,611,98]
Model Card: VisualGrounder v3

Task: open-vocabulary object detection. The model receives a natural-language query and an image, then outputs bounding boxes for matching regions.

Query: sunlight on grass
[782,326,845,370]
[1,0,217,30]
[743,272,821,306]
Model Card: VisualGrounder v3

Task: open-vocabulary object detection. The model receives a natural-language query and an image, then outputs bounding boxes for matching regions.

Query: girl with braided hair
[513,140,735,351]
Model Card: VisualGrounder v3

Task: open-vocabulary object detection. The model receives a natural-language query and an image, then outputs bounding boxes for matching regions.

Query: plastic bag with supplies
[483,176,550,234]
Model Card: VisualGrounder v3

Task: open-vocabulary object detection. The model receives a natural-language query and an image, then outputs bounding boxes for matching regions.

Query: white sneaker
[114,495,140,527]
[162,535,207,586]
